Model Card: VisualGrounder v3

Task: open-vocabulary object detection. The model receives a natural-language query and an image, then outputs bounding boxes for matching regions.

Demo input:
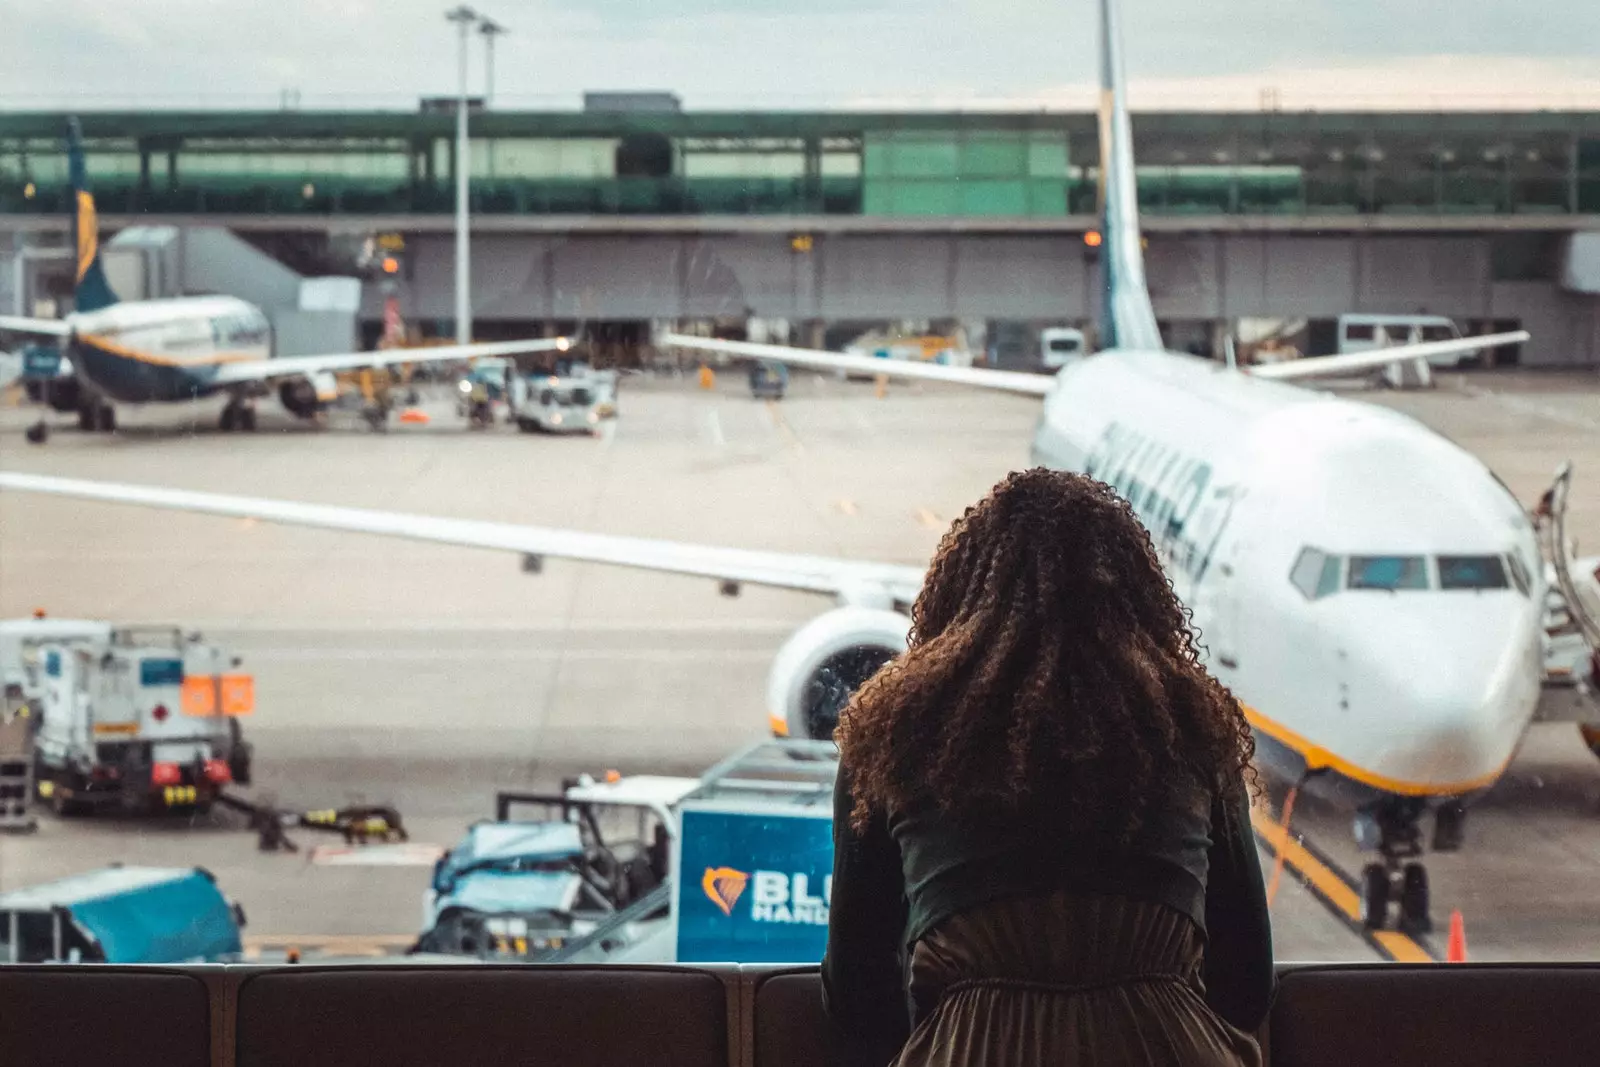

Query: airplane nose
[1343,606,1540,791]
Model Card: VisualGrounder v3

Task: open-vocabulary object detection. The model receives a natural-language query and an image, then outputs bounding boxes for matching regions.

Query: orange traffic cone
[1446,909,1468,963]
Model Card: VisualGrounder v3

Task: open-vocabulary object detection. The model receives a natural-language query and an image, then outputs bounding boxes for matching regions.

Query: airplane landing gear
[77,402,115,432]
[219,399,257,432]
[24,421,48,444]
[1356,798,1433,934]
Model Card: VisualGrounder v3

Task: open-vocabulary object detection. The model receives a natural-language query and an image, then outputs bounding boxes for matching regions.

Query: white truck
[1335,314,1475,389]
[23,625,254,815]
[1038,327,1088,371]
[510,374,606,435]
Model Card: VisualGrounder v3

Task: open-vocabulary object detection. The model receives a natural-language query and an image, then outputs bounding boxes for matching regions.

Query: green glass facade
[861,130,1069,216]
[0,110,1595,218]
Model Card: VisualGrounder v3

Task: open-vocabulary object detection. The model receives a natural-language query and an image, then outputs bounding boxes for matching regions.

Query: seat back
[750,970,836,1067]
[234,965,731,1067]
[0,967,211,1067]
[1270,964,1600,1067]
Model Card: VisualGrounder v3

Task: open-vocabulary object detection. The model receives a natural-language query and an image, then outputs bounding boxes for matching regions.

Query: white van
[1039,327,1088,371]
[1337,314,1478,388]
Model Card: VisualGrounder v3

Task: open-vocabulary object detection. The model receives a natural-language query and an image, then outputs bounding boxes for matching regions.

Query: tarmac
[0,365,1596,963]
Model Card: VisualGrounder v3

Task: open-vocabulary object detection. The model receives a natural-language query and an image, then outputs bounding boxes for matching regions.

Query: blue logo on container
[45,650,61,677]
[677,808,834,964]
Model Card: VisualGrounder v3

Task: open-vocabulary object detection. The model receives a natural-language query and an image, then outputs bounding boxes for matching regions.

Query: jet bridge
[1532,463,1600,745]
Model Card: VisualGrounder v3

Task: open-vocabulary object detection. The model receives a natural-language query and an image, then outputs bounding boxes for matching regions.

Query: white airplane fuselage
[1031,348,1545,807]
[65,295,271,404]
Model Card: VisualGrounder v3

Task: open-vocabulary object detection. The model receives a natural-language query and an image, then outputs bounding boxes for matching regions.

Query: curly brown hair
[834,467,1254,837]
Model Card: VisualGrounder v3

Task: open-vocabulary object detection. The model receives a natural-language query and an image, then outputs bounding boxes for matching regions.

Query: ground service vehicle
[1336,314,1469,387]
[415,775,689,961]
[748,360,789,399]
[31,626,253,814]
[0,865,244,963]
[512,375,604,434]
[1038,326,1088,370]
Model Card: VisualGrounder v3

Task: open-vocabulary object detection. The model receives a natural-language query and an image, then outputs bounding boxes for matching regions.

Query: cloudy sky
[3,0,1598,110]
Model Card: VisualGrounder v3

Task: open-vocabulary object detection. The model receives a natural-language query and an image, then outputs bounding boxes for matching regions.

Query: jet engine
[765,607,911,740]
[278,378,320,418]
[278,371,338,419]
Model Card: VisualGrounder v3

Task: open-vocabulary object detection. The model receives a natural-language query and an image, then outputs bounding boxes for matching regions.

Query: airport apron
[889,891,1262,1067]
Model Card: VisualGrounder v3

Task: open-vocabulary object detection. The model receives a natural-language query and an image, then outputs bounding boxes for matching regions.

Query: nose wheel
[1361,861,1432,935]
[1356,798,1439,935]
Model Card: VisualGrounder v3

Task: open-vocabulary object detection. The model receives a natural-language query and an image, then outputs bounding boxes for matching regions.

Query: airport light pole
[479,18,507,108]
[445,4,479,345]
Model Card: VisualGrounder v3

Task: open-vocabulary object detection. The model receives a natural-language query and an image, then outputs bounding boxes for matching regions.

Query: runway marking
[835,498,859,516]
[1458,384,1600,432]
[1250,805,1437,965]
[766,399,804,454]
[309,842,445,866]
[243,934,415,960]
[243,648,775,663]
[704,408,725,448]
[915,508,943,530]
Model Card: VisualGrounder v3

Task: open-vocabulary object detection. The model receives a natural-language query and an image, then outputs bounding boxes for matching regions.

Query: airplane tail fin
[67,118,119,314]
[1096,0,1161,351]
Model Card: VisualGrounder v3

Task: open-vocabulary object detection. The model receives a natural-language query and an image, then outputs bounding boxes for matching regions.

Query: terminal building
[2,102,1598,365]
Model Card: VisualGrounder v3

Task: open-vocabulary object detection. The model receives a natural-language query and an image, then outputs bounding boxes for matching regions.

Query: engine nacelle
[765,607,910,740]
[278,372,337,418]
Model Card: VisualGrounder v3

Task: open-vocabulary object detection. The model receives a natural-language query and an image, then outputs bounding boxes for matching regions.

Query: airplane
[0,120,571,443]
[0,0,1591,938]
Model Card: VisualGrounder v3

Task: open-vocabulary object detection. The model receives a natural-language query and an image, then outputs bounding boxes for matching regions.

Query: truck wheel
[51,789,88,818]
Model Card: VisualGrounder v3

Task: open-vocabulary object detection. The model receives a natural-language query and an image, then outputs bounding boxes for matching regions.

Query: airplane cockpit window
[1506,550,1533,596]
[1347,555,1429,591]
[1438,555,1510,591]
[1289,547,1344,600]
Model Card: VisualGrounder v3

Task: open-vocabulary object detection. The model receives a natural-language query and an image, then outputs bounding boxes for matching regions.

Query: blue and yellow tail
[67,118,119,314]
[1096,0,1161,352]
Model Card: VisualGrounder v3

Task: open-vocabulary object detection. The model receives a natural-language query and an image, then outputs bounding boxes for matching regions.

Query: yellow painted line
[836,498,858,516]
[1372,931,1435,964]
[915,507,943,529]
[1250,805,1435,964]
[1251,806,1360,920]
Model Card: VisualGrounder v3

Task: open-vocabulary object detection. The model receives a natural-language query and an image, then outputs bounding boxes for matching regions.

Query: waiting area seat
[1,962,1599,1066]
[234,965,730,1067]
[0,967,211,1067]
[1268,964,1600,1067]
[749,968,837,1067]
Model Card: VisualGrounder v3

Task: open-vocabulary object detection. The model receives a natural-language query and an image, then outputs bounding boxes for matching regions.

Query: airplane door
[1207,533,1246,673]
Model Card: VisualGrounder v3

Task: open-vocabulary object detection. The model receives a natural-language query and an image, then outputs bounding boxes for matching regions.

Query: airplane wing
[0,472,926,607]
[208,337,574,386]
[0,316,71,337]
[660,333,1055,397]
[1247,331,1530,382]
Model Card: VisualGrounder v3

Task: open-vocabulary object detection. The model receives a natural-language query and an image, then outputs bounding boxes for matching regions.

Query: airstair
[1533,463,1600,742]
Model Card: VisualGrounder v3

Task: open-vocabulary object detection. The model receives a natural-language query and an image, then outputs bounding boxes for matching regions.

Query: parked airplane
[0,121,569,443]
[0,0,1584,939]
